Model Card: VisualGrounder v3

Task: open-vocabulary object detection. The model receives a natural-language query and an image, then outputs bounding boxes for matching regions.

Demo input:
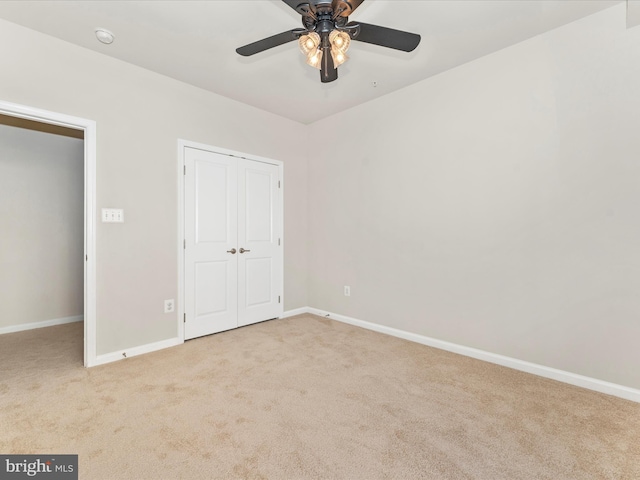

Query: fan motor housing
[301,1,349,32]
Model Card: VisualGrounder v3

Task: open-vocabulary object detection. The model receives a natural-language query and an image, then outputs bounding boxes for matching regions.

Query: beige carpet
[1,314,639,479]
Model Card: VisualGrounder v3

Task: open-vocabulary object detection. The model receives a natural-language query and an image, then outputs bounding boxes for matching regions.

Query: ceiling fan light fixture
[330,48,349,67]
[298,32,320,55]
[306,48,323,69]
[329,30,350,53]
[236,0,421,83]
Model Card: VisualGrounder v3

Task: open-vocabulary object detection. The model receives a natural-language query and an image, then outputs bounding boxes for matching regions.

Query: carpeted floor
[1,314,639,479]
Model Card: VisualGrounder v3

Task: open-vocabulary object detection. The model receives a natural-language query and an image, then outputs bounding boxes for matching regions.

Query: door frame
[177,139,283,341]
[0,100,97,367]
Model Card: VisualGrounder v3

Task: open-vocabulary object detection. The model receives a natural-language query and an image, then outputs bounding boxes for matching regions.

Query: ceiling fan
[236,0,421,83]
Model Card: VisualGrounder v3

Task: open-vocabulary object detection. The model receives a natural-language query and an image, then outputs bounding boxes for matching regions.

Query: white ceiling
[0,0,621,124]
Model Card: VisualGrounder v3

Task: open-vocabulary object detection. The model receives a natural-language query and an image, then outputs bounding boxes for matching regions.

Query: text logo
[1,455,77,479]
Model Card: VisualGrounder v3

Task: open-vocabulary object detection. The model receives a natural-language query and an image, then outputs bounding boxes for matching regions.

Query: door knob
[227,248,237,254]
[239,248,250,254]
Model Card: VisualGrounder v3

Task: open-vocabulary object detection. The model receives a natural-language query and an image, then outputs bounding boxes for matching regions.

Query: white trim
[84,117,97,368]
[176,140,186,343]
[302,307,640,403]
[0,315,83,335]
[277,163,284,317]
[176,139,284,341]
[177,139,284,167]
[93,336,182,367]
[281,307,309,318]
[0,100,97,368]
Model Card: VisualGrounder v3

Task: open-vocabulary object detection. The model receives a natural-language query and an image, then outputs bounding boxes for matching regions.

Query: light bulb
[329,30,350,53]
[298,32,320,55]
[306,49,323,69]
[331,47,349,67]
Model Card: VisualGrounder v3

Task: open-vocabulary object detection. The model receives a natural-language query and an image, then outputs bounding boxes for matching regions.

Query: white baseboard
[91,336,183,367]
[91,308,307,367]
[0,315,83,335]
[281,307,310,319]
[303,307,640,403]
[16,307,636,402]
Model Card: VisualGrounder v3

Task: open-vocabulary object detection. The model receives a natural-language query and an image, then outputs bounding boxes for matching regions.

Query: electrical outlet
[344,286,351,297]
[164,299,175,313]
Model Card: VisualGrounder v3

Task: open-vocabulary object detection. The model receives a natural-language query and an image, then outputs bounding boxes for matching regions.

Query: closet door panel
[237,160,282,326]
[184,147,238,339]
[245,257,272,306]
[183,147,283,339]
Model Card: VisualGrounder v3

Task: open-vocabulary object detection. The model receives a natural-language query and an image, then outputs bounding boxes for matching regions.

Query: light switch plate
[102,208,124,223]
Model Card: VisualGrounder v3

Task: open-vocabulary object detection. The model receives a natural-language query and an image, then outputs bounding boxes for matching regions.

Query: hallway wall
[0,123,84,331]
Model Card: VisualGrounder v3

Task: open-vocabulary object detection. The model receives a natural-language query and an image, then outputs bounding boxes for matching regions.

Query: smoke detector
[95,28,114,45]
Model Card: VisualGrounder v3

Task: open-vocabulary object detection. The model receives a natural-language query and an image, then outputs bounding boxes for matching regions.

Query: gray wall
[307,4,640,390]
[2,4,640,392]
[0,124,84,329]
[0,17,309,356]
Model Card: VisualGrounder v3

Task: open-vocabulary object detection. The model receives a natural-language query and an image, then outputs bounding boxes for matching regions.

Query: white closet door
[184,147,238,340]
[237,159,283,327]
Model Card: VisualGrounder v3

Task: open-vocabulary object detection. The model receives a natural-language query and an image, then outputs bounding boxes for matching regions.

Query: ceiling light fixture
[298,28,351,72]
[299,32,323,69]
[95,28,115,45]
[329,30,350,67]
[237,0,421,84]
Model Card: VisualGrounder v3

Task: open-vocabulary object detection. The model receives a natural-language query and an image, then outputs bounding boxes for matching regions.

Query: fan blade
[320,47,338,83]
[282,0,303,11]
[349,22,420,52]
[348,0,365,13]
[282,0,318,16]
[332,0,365,17]
[236,30,299,56]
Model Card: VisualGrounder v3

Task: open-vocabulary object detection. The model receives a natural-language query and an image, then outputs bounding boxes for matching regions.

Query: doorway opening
[0,101,97,367]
